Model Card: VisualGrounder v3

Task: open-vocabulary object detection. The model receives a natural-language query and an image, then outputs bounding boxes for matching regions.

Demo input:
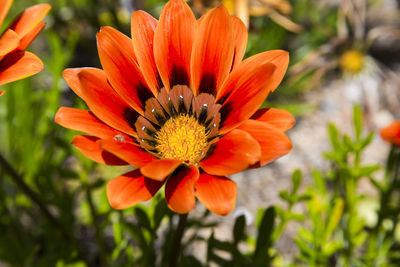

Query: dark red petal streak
[153,0,197,91]
[97,26,152,114]
[107,169,164,209]
[191,6,234,96]
[195,173,237,216]
[200,129,261,176]
[71,135,127,165]
[100,139,155,168]
[165,166,199,214]
[67,68,138,137]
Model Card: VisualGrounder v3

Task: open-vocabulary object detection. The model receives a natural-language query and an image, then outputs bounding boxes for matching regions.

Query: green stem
[169,213,188,267]
[0,153,70,239]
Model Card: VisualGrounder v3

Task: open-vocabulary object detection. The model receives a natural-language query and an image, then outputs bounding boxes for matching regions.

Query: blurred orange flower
[0,1,51,94]
[381,121,400,146]
[55,0,293,215]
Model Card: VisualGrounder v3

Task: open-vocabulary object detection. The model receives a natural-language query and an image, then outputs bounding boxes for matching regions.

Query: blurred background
[1,0,400,266]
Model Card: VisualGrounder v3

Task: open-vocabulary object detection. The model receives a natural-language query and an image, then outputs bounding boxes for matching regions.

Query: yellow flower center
[155,114,208,164]
[339,50,364,74]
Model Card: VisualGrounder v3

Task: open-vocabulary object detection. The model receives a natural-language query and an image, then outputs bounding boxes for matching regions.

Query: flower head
[55,0,294,215]
[381,121,400,146]
[0,0,50,94]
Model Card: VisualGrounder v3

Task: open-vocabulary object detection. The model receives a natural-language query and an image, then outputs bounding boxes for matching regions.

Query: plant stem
[0,153,70,239]
[169,213,188,267]
[86,186,107,267]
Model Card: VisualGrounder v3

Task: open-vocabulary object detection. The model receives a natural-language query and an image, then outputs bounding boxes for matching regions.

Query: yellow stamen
[155,114,208,164]
[339,50,364,74]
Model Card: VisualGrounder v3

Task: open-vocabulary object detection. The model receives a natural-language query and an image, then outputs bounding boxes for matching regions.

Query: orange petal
[218,63,276,134]
[71,135,127,165]
[107,169,164,209]
[0,29,19,57]
[17,21,46,51]
[153,0,197,91]
[165,166,199,214]
[0,0,13,28]
[237,120,292,166]
[0,51,43,86]
[195,172,237,216]
[55,106,131,140]
[0,91,4,96]
[66,68,138,137]
[97,26,152,114]
[131,11,161,95]
[217,50,289,102]
[9,4,51,37]
[251,108,295,131]
[381,121,400,145]
[231,16,247,70]
[99,139,156,168]
[140,159,182,181]
[191,6,234,96]
[200,129,261,176]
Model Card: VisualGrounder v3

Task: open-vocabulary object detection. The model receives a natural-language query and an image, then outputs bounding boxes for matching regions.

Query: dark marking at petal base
[137,83,154,105]
[198,73,217,95]
[170,65,189,87]
[219,102,233,128]
[167,102,178,118]
[198,107,208,125]
[143,139,158,147]
[122,108,140,129]
[144,127,156,138]
[178,98,186,114]
[153,111,167,125]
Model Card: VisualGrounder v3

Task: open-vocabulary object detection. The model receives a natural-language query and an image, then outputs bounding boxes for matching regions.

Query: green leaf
[134,207,152,231]
[153,198,168,230]
[359,132,374,150]
[233,215,246,244]
[253,207,275,266]
[279,190,291,203]
[353,104,363,140]
[291,169,302,194]
[324,199,344,241]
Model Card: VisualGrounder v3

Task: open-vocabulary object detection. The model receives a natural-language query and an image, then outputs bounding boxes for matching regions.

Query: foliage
[1,0,400,266]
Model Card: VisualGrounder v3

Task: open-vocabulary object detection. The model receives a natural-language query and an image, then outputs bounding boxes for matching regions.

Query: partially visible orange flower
[0,0,51,94]
[55,0,294,215]
[381,121,400,146]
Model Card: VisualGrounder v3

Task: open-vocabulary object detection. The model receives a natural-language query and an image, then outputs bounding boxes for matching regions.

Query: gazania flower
[0,1,51,94]
[55,0,293,215]
[381,121,400,146]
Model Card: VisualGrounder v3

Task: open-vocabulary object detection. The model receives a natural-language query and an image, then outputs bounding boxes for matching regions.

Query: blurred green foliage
[1,0,400,266]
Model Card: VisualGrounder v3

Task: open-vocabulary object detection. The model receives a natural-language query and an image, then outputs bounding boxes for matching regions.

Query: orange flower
[55,0,294,215]
[0,0,51,94]
[381,121,400,146]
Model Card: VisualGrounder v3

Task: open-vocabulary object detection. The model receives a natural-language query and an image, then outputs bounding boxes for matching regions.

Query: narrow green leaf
[233,215,246,244]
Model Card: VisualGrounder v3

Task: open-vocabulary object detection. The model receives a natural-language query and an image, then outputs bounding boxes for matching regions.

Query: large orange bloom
[381,121,400,146]
[0,0,50,94]
[55,0,294,215]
